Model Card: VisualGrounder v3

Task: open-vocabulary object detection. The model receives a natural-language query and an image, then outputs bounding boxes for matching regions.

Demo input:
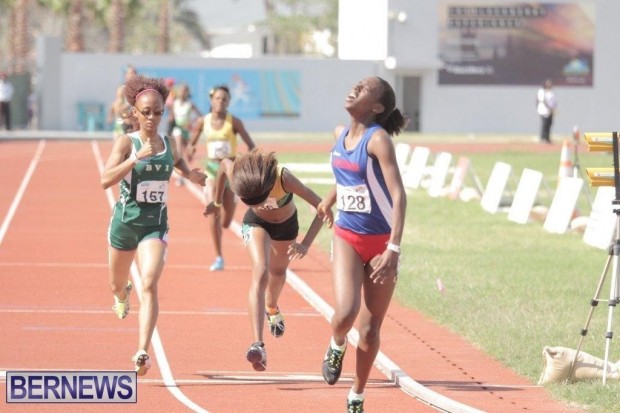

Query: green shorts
[172,126,190,142]
[205,159,231,188]
[108,216,169,251]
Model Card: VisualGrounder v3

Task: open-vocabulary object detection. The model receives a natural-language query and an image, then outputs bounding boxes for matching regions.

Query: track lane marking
[0,139,45,246]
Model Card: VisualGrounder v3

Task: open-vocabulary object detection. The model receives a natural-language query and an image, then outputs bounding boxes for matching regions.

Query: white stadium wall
[36,0,620,135]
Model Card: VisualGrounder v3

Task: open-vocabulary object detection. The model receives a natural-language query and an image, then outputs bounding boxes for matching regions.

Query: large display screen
[438,1,595,86]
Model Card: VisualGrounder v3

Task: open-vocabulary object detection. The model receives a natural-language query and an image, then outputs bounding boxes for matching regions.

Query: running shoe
[132,350,151,376]
[209,256,224,271]
[112,281,133,319]
[322,341,346,385]
[265,308,285,338]
[246,341,267,371]
[347,399,364,413]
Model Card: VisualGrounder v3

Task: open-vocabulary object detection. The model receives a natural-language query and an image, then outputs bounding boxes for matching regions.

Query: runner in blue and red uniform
[316,76,408,413]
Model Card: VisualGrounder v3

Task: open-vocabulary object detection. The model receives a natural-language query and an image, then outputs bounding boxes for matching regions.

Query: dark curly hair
[374,77,408,136]
[230,149,278,205]
[209,85,230,98]
[124,75,169,106]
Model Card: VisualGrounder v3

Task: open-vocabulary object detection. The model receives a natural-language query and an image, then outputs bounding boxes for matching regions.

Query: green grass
[275,139,620,413]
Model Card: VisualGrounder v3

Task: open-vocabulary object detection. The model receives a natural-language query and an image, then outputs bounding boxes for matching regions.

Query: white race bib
[207,140,232,160]
[336,184,371,213]
[136,180,169,203]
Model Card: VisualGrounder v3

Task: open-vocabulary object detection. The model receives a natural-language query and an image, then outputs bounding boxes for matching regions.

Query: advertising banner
[138,68,300,119]
[438,1,595,86]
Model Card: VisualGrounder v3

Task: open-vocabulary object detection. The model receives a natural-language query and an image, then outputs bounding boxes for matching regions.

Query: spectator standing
[0,73,14,130]
[537,79,556,144]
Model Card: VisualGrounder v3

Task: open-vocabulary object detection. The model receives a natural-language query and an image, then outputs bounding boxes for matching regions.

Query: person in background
[316,76,407,413]
[170,84,202,186]
[537,79,556,144]
[189,85,255,271]
[204,149,333,371]
[163,77,176,136]
[108,85,135,139]
[101,74,206,376]
[108,65,138,138]
[0,73,15,130]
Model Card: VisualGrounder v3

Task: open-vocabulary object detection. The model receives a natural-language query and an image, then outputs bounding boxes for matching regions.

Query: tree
[260,0,338,56]
[107,0,124,52]
[11,0,31,73]
[171,0,210,51]
[66,0,85,52]
[157,0,169,53]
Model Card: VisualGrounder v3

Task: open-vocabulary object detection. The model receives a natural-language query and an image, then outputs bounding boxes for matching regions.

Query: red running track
[0,139,581,413]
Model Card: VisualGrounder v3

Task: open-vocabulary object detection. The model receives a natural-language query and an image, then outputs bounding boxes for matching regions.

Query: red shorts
[334,225,390,264]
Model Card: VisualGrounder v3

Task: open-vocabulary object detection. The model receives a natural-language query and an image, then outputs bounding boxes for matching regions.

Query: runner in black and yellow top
[189,85,255,272]
[204,149,333,372]
[101,74,207,376]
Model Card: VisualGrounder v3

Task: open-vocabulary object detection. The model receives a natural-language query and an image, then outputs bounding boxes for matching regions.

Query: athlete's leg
[330,235,365,346]
[174,134,186,161]
[135,238,167,353]
[174,134,187,185]
[265,239,291,310]
[220,186,237,229]
[108,247,135,301]
[245,225,271,343]
[204,180,223,259]
[351,266,396,395]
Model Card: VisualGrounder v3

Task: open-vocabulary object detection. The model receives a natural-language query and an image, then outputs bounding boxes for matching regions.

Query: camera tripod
[569,131,620,384]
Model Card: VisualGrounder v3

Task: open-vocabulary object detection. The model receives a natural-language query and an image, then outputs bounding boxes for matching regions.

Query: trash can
[77,102,105,131]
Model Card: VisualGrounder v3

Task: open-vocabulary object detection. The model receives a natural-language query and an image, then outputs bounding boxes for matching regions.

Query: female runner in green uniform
[101,74,207,375]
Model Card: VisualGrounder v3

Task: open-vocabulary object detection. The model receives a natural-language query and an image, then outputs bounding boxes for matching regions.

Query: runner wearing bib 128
[331,123,392,263]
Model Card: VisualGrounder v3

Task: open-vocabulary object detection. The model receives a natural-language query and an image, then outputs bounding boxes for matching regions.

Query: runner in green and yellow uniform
[189,85,255,271]
[101,74,206,377]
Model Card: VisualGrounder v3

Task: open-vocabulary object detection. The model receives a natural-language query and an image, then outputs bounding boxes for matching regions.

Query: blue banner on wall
[134,68,300,119]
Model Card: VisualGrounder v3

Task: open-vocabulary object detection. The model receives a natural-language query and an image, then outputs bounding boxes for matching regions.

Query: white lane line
[185,178,484,413]
[0,139,46,246]
[0,261,251,270]
[91,141,208,413]
[0,370,395,386]
[0,308,320,317]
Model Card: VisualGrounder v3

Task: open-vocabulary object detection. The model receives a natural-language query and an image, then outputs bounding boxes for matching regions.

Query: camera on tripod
[571,131,620,384]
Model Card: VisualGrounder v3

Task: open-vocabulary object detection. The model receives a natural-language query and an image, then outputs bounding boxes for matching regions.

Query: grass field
[274,134,620,413]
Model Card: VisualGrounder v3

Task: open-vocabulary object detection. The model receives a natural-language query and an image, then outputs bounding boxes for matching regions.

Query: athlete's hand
[203,201,220,218]
[188,168,206,186]
[368,250,400,285]
[287,242,308,260]
[316,200,334,228]
[137,140,157,160]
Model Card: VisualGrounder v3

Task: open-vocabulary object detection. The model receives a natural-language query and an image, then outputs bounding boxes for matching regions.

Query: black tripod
[569,131,620,384]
